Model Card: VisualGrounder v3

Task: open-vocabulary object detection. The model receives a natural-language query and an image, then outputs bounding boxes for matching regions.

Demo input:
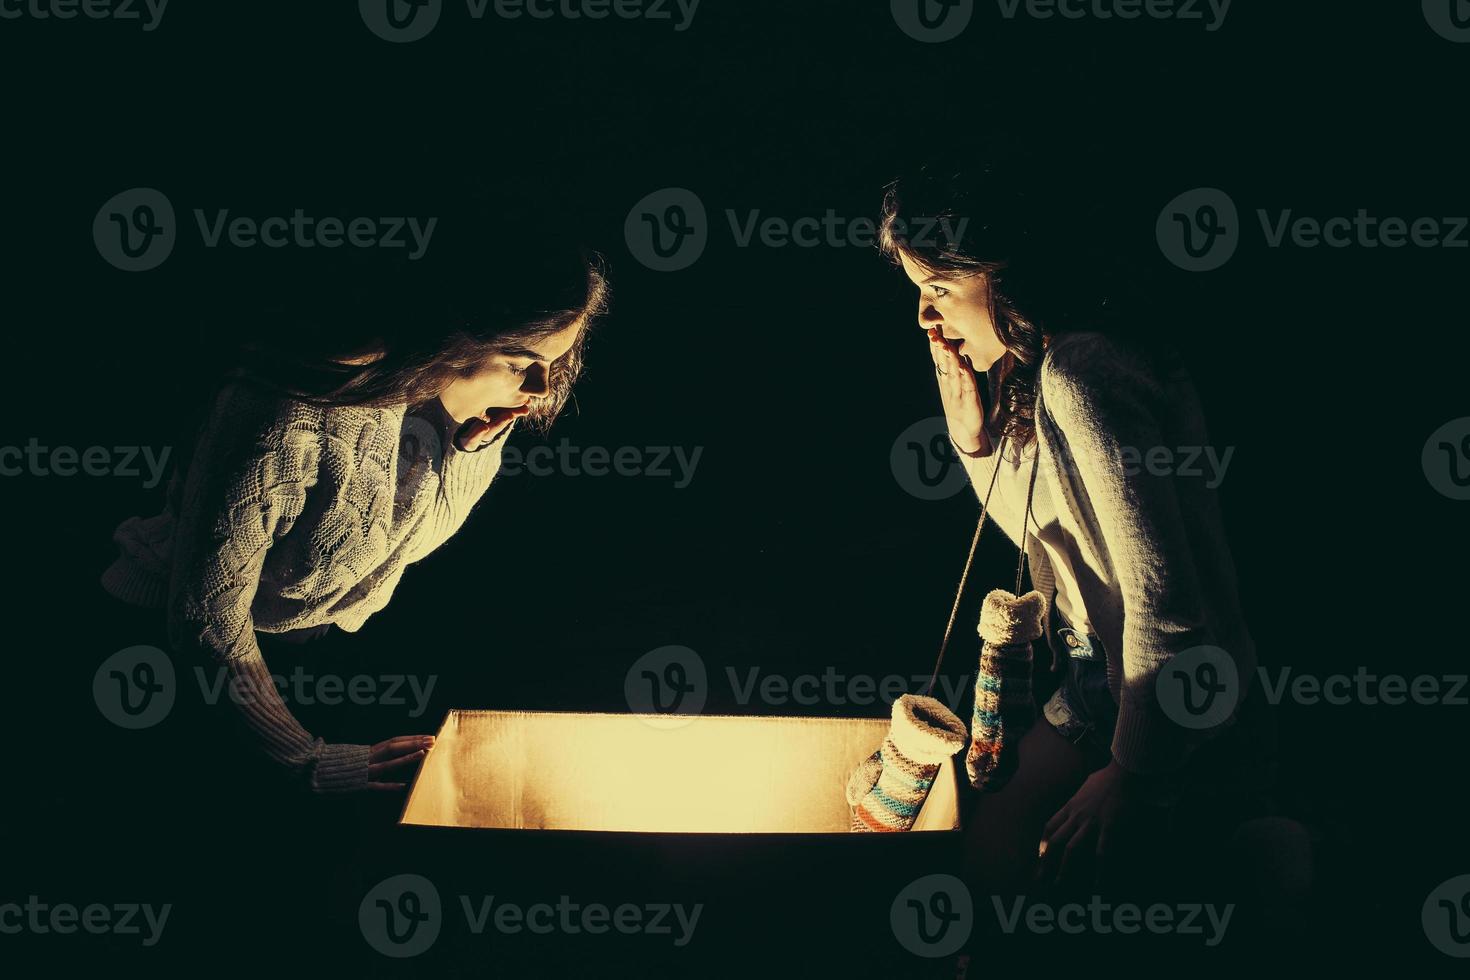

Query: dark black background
[2,0,1467,974]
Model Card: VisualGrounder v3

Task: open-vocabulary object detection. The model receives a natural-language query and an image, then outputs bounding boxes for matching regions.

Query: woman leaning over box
[100,222,609,796]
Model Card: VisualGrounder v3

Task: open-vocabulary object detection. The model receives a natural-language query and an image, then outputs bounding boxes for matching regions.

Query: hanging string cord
[923,383,1046,697]
[1015,437,1041,595]
[924,433,1009,698]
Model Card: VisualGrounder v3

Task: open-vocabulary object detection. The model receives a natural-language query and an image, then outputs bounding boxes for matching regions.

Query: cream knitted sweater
[100,380,508,793]
[955,331,1257,775]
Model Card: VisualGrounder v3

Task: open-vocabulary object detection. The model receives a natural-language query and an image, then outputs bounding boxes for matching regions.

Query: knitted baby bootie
[847,694,969,832]
[967,589,1046,792]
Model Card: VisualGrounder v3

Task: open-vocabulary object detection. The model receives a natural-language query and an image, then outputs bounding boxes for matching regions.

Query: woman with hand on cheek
[879,164,1276,900]
[101,221,608,798]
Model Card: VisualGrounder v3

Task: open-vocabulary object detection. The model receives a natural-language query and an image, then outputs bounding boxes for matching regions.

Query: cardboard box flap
[401,710,961,834]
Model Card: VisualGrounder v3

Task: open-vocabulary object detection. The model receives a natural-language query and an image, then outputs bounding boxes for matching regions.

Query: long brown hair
[170,214,609,485]
[878,161,1136,453]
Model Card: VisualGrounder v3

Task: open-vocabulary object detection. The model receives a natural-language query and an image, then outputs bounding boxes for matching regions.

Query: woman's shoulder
[206,380,406,469]
[1036,330,1187,435]
[1039,331,1177,401]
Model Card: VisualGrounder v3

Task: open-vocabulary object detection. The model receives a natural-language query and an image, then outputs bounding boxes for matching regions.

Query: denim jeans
[1040,602,1118,772]
[1039,599,1279,811]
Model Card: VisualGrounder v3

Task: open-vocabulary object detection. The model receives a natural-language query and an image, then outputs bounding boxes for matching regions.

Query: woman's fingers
[456,404,531,452]
[370,748,427,774]
[1036,810,1081,882]
[1051,819,1097,888]
[370,734,435,762]
[486,403,533,427]
[1041,803,1071,842]
[930,333,959,389]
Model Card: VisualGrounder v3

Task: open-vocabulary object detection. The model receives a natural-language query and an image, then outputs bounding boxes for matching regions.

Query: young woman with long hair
[879,162,1276,898]
[100,219,609,796]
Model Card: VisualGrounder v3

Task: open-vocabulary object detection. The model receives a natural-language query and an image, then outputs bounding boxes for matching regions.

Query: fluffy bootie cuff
[967,589,1044,792]
[888,693,970,764]
[847,694,967,832]
[978,589,1047,646]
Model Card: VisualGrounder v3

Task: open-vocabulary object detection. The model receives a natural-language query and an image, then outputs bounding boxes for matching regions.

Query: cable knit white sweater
[101,380,508,792]
[955,331,1257,775]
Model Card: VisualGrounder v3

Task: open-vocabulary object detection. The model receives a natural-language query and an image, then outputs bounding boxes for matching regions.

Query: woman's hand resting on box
[367,734,436,791]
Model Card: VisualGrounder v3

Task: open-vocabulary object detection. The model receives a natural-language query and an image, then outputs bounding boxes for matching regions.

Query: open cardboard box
[400,709,962,834]
[387,710,964,971]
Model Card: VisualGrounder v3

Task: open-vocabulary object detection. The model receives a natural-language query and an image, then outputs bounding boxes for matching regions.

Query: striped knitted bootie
[967,589,1046,792]
[846,694,968,832]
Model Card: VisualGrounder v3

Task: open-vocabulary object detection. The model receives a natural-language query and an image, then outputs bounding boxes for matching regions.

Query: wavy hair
[878,161,1131,453]
[220,245,609,434]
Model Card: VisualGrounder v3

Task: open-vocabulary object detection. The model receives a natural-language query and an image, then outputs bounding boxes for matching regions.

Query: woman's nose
[918,300,942,329]
[522,365,551,399]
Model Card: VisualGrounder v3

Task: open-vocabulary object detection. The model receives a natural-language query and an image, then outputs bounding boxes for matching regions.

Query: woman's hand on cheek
[927,327,989,456]
[1035,759,1170,892]
[454,404,532,452]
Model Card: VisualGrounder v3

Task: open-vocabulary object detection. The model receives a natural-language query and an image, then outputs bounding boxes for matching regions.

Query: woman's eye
[932,285,950,299]
[507,363,529,377]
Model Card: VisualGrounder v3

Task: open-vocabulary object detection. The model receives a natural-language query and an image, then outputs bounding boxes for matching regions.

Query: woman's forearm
[203,646,370,793]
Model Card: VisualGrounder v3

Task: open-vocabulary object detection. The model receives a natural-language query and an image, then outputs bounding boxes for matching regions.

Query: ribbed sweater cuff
[100,557,169,608]
[1110,697,1189,776]
[441,439,505,501]
[222,652,371,795]
[312,742,371,794]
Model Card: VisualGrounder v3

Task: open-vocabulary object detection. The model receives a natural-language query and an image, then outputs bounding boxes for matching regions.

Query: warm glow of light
[401,710,959,834]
